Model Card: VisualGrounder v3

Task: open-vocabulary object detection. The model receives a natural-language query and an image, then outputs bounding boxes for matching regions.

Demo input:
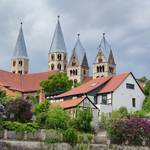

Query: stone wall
[0,129,63,142]
[0,141,150,150]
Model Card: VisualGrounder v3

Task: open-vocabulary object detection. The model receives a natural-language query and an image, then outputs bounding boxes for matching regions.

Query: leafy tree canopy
[40,73,73,95]
[138,76,148,83]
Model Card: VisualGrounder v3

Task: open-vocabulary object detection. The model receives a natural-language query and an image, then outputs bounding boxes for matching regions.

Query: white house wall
[113,74,145,112]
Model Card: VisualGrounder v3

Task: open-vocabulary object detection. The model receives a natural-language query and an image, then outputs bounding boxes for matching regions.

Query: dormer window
[72,62,76,66]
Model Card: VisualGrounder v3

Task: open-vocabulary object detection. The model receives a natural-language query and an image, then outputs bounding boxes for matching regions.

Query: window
[98,58,103,63]
[126,83,135,89]
[18,70,22,74]
[72,62,76,66]
[12,71,15,74]
[13,61,16,66]
[51,64,54,70]
[102,94,107,104]
[57,63,61,70]
[101,93,112,105]
[132,98,136,107]
[109,67,114,73]
[74,79,77,84]
[83,70,86,75]
[51,54,55,61]
[94,96,98,104]
[70,70,73,76]
[57,54,61,60]
[19,61,22,66]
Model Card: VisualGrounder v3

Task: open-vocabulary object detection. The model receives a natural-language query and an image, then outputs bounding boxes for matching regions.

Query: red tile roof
[99,72,130,93]
[82,76,92,83]
[51,97,85,109]
[0,70,58,92]
[55,76,111,98]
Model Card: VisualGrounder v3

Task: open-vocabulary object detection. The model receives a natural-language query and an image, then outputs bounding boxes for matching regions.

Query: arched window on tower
[13,61,16,67]
[57,63,61,70]
[100,66,102,72]
[57,54,62,60]
[51,54,55,61]
[97,66,99,73]
[70,70,73,76]
[51,64,54,70]
[75,69,78,75]
[19,61,22,66]
[102,65,105,72]
[73,70,76,75]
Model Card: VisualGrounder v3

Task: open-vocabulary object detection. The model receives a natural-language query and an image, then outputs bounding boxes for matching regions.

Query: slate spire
[108,49,115,65]
[73,34,86,65]
[50,16,66,52]
[12,22,28,59]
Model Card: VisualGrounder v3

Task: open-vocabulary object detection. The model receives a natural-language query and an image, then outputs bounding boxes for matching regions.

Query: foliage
[138,76,148,83]
[40,73,73,95]
[36,112,49,128]
[0,103,5,119]
[142,96,150,113]
[78,133,93,143]
[5,99,32,123]
[144,80,150,96]
[2,121,39,133]
[63,128,78,145]
[46,106,69,130]
[74,108,93,132]
[105,113,150,146]
[34,100,49,115]
[0,89,6,100]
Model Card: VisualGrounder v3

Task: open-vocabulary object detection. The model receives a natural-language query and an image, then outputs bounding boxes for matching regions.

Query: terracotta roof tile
[0,70,58,92]
[51,97,85,109]
[55,76,111,98]
[99,72,130,93]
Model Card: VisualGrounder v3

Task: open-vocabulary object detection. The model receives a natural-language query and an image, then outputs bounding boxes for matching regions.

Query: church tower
[48,16,67,71]
[93,33,116,79]
[67,34,89,85]
[11,22,29,75]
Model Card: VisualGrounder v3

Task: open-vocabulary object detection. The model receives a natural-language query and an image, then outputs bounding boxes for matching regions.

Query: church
[0,17,145,117]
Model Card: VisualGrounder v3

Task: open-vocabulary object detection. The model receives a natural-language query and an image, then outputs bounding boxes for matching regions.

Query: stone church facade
[10,16,116,84]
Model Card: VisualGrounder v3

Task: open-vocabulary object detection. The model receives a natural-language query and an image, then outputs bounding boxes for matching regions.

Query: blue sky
[0,0,150,78]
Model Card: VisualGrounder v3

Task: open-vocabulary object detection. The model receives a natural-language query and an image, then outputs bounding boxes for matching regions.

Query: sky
[0,0,150,79]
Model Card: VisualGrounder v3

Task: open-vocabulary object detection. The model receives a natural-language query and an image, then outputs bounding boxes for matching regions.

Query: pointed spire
[74,34,86,64]
[108,49,115,65]
[12,22,28,59]
[49,16,66,52]
[98,33,111,59]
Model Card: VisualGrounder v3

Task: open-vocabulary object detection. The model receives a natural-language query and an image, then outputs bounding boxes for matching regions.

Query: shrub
[64,128,78,145]
[34,100,49,115]
[2,121,39,133]
[78,133,93,143]
[46,106,69,130]
[36,112,49,128]
[74,108,92,132]
[5,99,32,123]
[106,116,150,145]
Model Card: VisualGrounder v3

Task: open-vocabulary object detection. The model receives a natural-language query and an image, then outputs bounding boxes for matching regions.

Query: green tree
[142,96,150,113]
[46,106,69,130]
[138,76,148,83]
[74,108,93,132]
[40,73,73,95]
[34,100,49,115]
[144,80,150,96]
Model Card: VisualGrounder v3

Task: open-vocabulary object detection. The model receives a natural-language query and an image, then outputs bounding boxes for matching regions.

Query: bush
[78,133,93,143]
[106,116,150,145]
[64,128,78,145]
[46,106,69,130]
[5,99,32,123]
[74,108,92,132]
[34,100,49,115]
[2,121,39,133]
[36,112,49,128]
